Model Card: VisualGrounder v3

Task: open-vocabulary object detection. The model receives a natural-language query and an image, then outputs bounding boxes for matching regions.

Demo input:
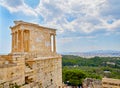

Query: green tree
[63,69,86,88]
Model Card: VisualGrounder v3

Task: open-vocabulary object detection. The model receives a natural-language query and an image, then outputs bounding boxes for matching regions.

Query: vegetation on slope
[62,55,120,86]
[62,55,120,68]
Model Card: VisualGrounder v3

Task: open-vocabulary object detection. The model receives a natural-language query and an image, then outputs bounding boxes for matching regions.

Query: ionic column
[15,32,17,52]
[12,32,15,52]
[21,30,24,52]
[18,30,20,52]
[18,30,23,52]
[16,31,18,52]
[53,34,56,53]
[49,35,52,52]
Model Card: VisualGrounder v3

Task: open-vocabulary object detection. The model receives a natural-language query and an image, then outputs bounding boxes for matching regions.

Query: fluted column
[23,30,25,52]
[21,30,24,52]
[50,34,53,52]
[50,34,56,53]
[50,35,52,52]
[16,31,18,52]
[15,32,17,52]
[53,34,56,53]
[18,30,20,52]
[18,30,23,52]
[12,32,15,52]
[23,30,30,52]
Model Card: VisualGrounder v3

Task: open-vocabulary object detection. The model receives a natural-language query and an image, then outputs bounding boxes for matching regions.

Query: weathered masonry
[102,78,120,88]
[0,21,62,88]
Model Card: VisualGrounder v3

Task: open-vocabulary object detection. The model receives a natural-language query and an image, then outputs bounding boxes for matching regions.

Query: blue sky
[0,0,120,54]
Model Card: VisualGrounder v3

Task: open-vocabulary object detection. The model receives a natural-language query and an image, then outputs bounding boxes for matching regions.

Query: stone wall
[24,55,62,88]
[82,78,102,88]
[0,55,25,88]
[102,78,120,88]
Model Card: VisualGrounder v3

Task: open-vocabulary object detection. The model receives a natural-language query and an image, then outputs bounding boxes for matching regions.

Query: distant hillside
[62,55,120,79]
[61,50,120,57]
[62,55,120,68]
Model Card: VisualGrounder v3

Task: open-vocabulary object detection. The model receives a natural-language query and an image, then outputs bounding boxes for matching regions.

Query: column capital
[50,33,56,36]
[11,32,15,35]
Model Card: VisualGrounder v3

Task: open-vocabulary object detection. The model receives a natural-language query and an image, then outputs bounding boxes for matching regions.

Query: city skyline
[0,0,120,54]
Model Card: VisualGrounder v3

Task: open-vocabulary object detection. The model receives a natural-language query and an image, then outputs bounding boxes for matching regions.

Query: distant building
[0,21,62,88]
[102,78,120,88]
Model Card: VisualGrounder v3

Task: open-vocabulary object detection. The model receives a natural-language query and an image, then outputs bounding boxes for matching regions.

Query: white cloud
[34,0,109,33]
[94,17,120,32]
[1,0,120,35]
[0,0,37,16]
[106,20,120,30]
